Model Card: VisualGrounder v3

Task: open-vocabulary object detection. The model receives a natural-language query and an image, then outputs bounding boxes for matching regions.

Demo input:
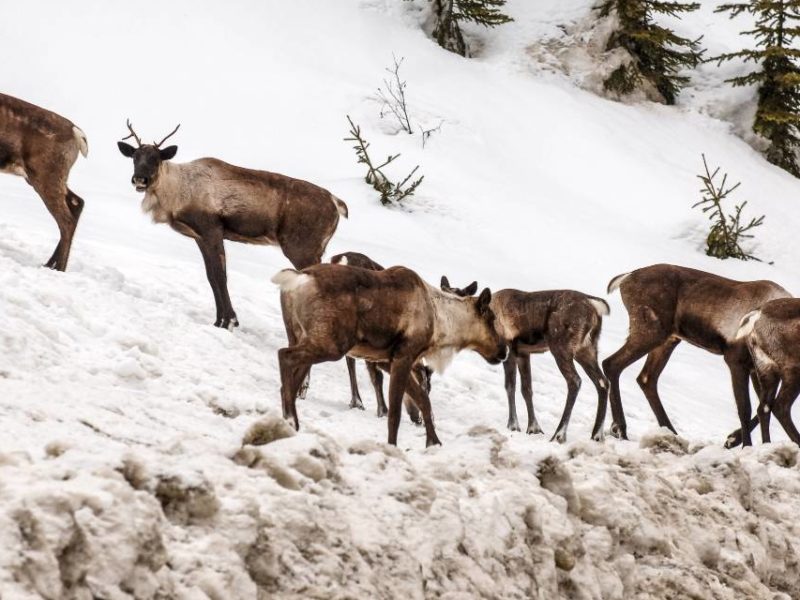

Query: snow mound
[3,430,800,598]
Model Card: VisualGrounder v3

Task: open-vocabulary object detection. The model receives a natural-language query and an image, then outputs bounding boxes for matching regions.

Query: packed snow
[3,0,800,597]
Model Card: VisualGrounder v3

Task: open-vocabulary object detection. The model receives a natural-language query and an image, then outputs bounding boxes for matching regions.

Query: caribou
[735,299,800,446]
[273,263,507,446]
[0,93,88,271]
[441,277,609,442]
[600,263,790,447]
[117,121,348,328]
[330,251,429,422]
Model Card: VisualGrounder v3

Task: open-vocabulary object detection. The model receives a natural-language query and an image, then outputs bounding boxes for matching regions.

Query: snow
[2,0,800,597]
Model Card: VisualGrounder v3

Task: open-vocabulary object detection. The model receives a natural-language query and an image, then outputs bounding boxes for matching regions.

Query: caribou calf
[330,251,429,422]
[273,263,507,446]
[601,264,790,446]
[441,277,609,442]
[735,299,800,446]
[117,121,347,328]
[0,93,88,270]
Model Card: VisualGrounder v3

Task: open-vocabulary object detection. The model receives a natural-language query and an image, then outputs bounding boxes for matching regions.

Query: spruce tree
[430,0,512,57]
[597,0,703,104]
[714,1,800,177]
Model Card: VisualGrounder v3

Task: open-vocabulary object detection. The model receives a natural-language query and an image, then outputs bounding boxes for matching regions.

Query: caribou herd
[4,92,800,449]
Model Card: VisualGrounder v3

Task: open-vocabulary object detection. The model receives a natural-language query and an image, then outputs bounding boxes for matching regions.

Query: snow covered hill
[3,1,800,598]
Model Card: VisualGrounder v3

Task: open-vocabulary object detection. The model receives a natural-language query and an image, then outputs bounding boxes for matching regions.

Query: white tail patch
[73,126,88,158]
[736,310,761,340]
[607,272,631,294]
[331,195,349,218]
[588,298,610,317]
[271,269,311,292]
[335,255,348,265]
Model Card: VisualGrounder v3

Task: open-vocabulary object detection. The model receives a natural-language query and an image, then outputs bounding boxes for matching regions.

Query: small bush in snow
[377,55,413,134]
[596,0,704,105]
[693,155,764,261]
[344,115,424,206]
[713,1,800,178]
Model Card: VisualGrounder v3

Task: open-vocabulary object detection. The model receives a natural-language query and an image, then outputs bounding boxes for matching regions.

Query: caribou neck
[427,284,475,350]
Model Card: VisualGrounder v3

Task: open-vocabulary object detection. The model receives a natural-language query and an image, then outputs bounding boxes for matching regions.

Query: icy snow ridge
[3,422,800,599]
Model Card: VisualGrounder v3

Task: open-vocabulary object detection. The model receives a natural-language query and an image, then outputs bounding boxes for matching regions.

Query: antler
[155,123,181,148]
[121,118,142,146]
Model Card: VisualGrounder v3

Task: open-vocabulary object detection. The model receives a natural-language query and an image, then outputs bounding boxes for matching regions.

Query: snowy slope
[3,0,800,598]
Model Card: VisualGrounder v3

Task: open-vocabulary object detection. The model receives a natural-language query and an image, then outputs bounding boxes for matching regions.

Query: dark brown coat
[442,278,609,442]
[274,264,506,446]
[329,251,427,422]
[602,263,790,446]
[736,298,800,445]
[0,93,88,270]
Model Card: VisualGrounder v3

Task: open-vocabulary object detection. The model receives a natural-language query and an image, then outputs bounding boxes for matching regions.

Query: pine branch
[711,0,800,177]
[344,116,424,206]
[598,0,703,104]
[692,155,764,261]
[454,0,513,26]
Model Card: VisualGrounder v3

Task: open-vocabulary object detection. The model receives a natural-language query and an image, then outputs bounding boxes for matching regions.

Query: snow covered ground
[3,0,800,597]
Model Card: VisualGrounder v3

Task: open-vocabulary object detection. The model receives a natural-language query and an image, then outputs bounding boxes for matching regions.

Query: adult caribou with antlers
[117,120,348,328]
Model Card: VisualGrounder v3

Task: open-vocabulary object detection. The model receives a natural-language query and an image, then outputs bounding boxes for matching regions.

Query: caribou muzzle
[132,176,149,192]
[488,343,509,365]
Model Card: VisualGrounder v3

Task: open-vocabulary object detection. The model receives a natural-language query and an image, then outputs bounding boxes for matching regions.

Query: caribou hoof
[724,430,743,449]
[507,419,521,432]
[376,406,388,418]
[550,430,567,444]
[283,413,300,431]
[214,315,240,329]
[591,430,604,442]
[526,423,543,435]
[349,397,365,410]
[426,436,442,448]
[609,422,627,440]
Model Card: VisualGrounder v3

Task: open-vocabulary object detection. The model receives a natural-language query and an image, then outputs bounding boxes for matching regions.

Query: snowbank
[3,422,800,599]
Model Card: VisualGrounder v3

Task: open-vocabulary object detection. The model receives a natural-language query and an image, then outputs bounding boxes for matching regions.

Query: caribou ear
[464,281,478,296]
[477,287,492,310]
[159,145,178,160]
[117,141,136,157]
[440,276,450,290]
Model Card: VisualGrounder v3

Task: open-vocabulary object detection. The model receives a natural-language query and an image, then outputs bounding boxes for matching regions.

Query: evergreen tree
[431,0,512,57]
[597,0,703,104]
[714,1,800,177]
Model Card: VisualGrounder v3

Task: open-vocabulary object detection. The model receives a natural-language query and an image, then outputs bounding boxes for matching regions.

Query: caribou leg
[515,353,542,434]
[635,338,681,434]
[346,357,365,410]
[32,179,83,272]
[402,372,441,446]
[503,352,521,431]
[602,330,666,440]
[724,346,755,447]
[387,356,415,446]
[550,348,582,443]
[195,228,238,329]
[367,362,388,417]
[576,346,609,442]
[772,371,800,445]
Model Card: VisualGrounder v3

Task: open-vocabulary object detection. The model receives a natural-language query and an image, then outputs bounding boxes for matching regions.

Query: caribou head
[117,120,180,192]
